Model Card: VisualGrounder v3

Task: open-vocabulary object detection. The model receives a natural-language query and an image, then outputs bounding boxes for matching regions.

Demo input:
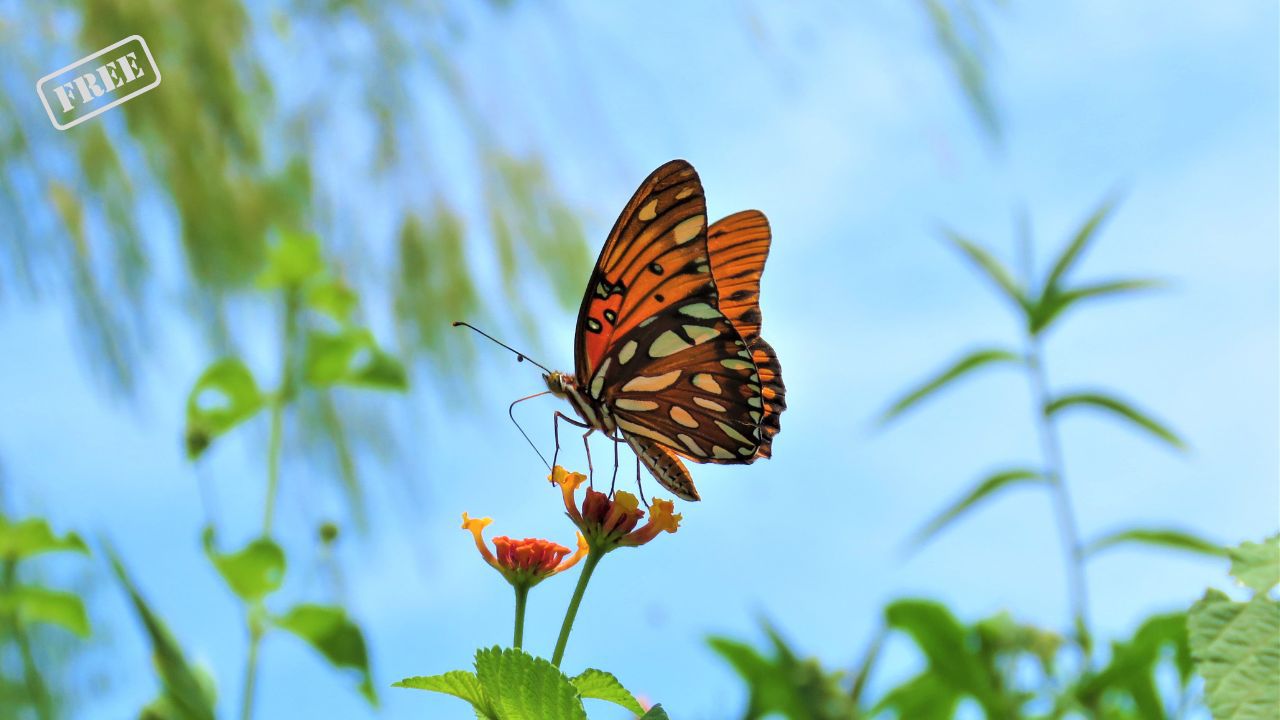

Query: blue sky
[1,2,1276,718]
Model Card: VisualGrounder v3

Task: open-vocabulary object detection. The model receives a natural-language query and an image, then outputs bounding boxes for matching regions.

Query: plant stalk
[240,619,264,720]
[1025,337,1093,659]
[262,289,299,535]
[512,584,529,649]
[4,560,52,720]
[551,549,603,667]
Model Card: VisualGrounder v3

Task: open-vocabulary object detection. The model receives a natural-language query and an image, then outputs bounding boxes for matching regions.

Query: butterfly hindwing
[707,210,771,344]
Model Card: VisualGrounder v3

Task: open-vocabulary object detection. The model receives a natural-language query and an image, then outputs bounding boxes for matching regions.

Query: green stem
[512,584,529,649]
[1026,338,1092,660]
[551,549,603,667]
[4,560,52,720]
[262,289,299,535]
[240,620,264,720]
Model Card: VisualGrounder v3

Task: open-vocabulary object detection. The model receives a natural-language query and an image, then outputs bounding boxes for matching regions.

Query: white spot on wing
[620,369,682,393]
[669,406,698,428]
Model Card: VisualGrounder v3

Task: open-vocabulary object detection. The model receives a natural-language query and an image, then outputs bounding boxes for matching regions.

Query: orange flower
[549,466,683,551]
[462,512,586,588]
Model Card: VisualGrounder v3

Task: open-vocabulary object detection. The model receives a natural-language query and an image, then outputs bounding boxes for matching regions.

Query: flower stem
[1025,337,1092,660]
[551,549,603,667]
[262,289,299,536]
[240,620,264,720]
[512,584,530,649]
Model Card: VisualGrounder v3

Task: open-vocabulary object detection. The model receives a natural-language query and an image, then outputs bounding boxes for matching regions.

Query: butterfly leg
[634,454,648,506]
[551,411,591,477]
[581,428,596,485]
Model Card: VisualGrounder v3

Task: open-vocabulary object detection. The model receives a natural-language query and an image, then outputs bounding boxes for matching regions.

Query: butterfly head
[543,370,576,399]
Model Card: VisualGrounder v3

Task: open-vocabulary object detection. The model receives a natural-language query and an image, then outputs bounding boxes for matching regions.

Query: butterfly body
[550,160,786,501]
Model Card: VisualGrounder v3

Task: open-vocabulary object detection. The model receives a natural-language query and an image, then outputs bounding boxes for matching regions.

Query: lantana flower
[462,512,587,589]
[549,466,682,552]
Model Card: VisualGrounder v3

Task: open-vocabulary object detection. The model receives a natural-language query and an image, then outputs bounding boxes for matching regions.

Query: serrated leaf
[1229,534,1280,593]
[1042,196,1118,292]
[880,348,1023,424]
[108,548,217,720]
[303,329,408,391]
[570,669,644,714]
[944,231,1030,313]
[0,517,89,560]
[395,671,489,715]
[639,705,670,719]
[1031,278,1163,335]
[275,604,377,705]
[1045,392,1185,450]
[257,231,324,290]
[202,528,285,602]
[907,468,1045,549]
[1084,527,1227,560]
[184,358,264,459]
[474,646,585,720]
[6,586,91,636]
[1188,590,1280,720]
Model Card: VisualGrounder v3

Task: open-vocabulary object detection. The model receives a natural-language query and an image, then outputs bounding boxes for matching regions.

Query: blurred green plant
[183,233,395,719]
[0,517,92,720]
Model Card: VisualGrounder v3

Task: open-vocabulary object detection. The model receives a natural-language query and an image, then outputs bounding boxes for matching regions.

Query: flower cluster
[462,513,586,589]
[551,466,682,552]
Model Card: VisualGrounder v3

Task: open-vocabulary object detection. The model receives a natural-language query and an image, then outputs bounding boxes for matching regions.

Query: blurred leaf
[275,604,377,705]
[202,528,285,603]
[709,622,859,720]
[570,669,644,714]
[1229,534,1280,593]
[944,231,1030,313]
[0,517,89,560]
[394,671,489,716]
[880,347,1023,424]
[1042,196,1119,292]
[907,467,1044,549]
[302,328,408,391]
[1084,527,1227,560]
[257,231,324,291]
[306,279,359,323]
[473,646,585,720]
[1078,612,1192,717]
[1188,590,1280,720]
[873,671,959,720]
[639,706,670,719]
[6,586,90,637]
[885,600,998,707]
[1045,392,1185,450]
[922,0,1002,140]
[184,358,265,459]
[974,612,1062,675]
[1031,278,1164,335]
[108,548,217,720]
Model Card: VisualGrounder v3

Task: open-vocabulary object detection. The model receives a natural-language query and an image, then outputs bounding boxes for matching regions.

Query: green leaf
[0,517,89,560]
[107,548,217,720]
[202,528,285,603]
[1084,527,1227,560]
[394,671,489,715]
[257,231,324,290]
[907,468,1045,549]
[302,329,408,391]
[1031,278,1163,335]
[873,671,959,720]
[944,231,1030,313]
[880,347,1023,424]
[1229,534,1280,593]
[7,586,91,637]
[1042,196,1118,292]
[473,646,586,720]
[570,669,644,714]
[1188,590,1280,720]
[884,600,1000,711]
[184,358,264,459]
[638,706,670,719]
[1045,392,1185,450]
[306,279,358,322]
[1078,612,1192,715]
[275,604,377,705]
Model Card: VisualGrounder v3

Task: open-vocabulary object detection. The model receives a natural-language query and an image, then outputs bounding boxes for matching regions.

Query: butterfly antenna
[453,321,553,374]
[509,391,552,470]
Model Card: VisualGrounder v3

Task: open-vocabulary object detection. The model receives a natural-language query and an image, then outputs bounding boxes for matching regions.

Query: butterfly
[542,159,786,501]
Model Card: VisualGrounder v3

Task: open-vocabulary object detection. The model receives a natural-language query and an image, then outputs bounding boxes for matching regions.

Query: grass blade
[1045,392,1185,450]
[880,347,1023,424]
[1031,278,1164,335]
[907,468,1045,550]
[1042,195,1120,292]
[944,231,1030,313]
[1083,527,1227,559]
